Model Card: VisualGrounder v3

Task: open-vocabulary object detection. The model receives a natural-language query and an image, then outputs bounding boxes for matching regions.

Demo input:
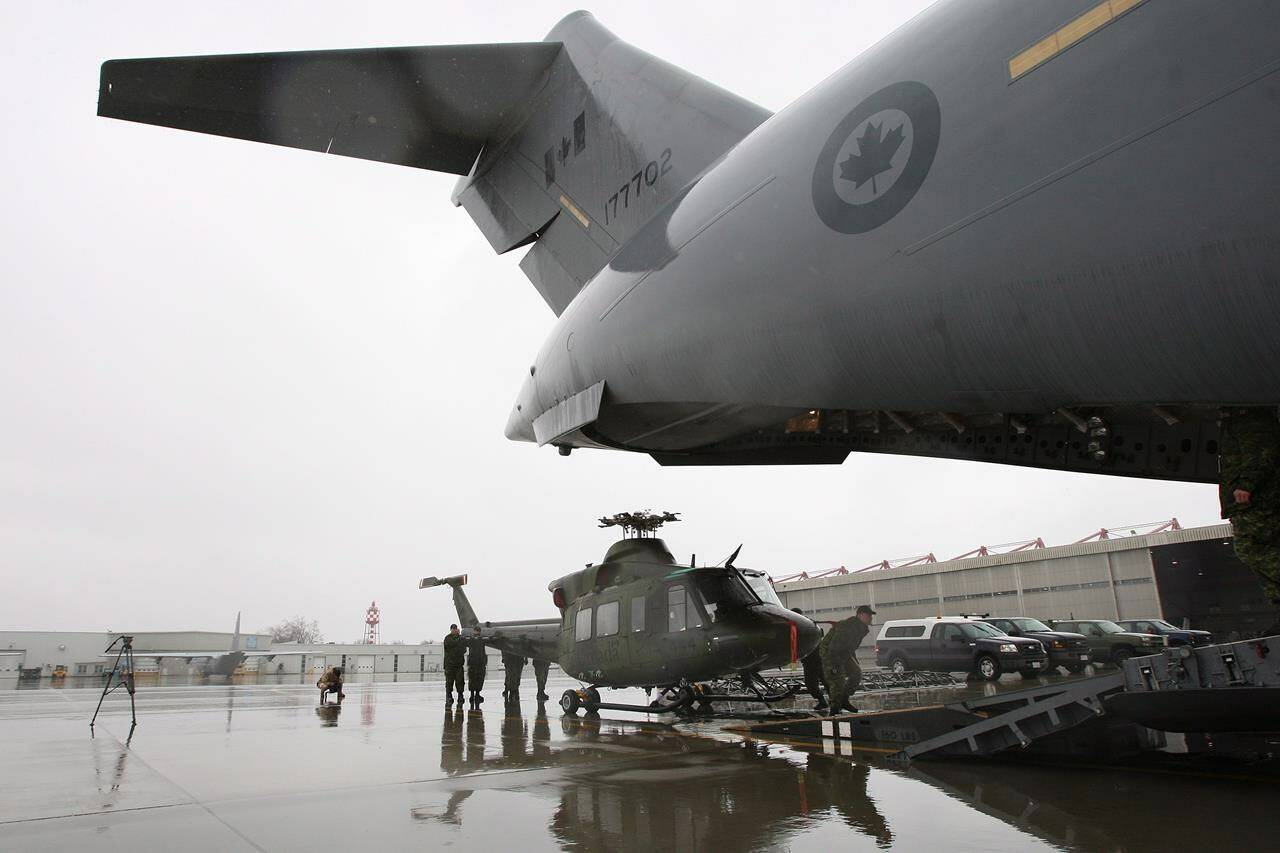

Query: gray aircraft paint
[509,2,1280,452]
[99,0,1280,480]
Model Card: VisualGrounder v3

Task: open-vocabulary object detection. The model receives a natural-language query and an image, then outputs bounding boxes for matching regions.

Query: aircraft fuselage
[508,0,1280,468]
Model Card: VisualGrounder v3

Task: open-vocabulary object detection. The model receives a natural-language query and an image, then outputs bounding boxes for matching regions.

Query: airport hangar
[773,522,1272,646]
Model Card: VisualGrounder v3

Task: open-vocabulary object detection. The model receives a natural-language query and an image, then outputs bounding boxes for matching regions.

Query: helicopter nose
[792,612,821,661]
[760,609,820,667]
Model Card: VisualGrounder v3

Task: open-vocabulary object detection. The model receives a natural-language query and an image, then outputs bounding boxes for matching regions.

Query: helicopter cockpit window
[740,571,783,607]
[597,601,619,637]
[631,596,646,632]
[668,586,688,632]
[693,571,758,622]
[575,606,592,642]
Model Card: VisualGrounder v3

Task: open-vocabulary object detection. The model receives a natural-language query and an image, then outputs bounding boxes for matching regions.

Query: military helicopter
[420,512,820,715]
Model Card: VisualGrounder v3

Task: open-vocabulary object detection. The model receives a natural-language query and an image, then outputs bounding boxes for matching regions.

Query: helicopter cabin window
[668,586,688,632]
[575,606,592,642]
[597,601,619,637]
[631,596,646,632]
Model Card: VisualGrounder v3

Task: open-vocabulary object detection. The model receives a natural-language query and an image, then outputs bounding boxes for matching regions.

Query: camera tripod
[90,635,137,729]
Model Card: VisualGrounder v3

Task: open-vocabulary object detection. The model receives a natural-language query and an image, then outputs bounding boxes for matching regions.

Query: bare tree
[262,617,323,644]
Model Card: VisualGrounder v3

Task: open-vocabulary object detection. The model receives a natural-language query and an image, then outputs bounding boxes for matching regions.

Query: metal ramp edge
[901,673,1124,759]
[736,674,1125,760]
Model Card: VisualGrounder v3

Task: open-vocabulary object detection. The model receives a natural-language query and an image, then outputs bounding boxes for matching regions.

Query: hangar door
[356,655,375,673]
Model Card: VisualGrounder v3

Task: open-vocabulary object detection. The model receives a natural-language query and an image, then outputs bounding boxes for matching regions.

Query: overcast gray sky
[1,1,1221,642]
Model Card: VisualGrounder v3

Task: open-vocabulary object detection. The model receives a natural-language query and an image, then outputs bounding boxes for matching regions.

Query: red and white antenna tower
[363,601,381,644]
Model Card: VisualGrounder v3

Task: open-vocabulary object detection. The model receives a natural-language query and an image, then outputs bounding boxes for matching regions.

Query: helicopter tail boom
[420,574,562,662]
[419,574,480,629]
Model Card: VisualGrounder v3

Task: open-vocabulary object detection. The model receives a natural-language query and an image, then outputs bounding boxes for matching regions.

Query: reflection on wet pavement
[0,675,1274,851]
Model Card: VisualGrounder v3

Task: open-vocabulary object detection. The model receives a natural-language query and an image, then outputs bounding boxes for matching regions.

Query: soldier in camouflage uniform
[792,608,828,709]
[819,604,875,715]
[466,626,487,706]
[501,651,526,701]
[1219,407,1280,622]
[442,624,465,705]
[532,658,552,702]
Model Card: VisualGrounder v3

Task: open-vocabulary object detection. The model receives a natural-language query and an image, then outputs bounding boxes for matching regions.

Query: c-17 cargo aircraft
[98,1,1278,483]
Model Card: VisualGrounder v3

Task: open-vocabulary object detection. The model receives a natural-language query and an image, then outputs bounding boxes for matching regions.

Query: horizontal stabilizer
[98,44,561,174]
[419,573,468,589]
[97,13,770,315]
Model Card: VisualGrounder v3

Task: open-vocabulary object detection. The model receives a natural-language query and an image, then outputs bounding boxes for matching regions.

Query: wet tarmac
[2,674,1276,851]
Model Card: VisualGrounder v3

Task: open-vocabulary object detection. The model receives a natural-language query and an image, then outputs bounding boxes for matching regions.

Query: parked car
[874,617,1048,680]
[1047,619,1165,665]
[979,617,1091,673]
[1116,618,1214,647]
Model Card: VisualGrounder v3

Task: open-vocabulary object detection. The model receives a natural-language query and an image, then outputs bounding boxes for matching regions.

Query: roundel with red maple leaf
[812,81,941,234]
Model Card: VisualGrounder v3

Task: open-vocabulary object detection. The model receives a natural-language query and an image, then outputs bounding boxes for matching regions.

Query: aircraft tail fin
[419,574,479,628]
[97,13,770,315]
[456,12,771,314]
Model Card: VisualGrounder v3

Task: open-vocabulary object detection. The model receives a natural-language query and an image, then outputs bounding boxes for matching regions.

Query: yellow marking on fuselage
[559,193,590,229]
[1009,0,1149,81]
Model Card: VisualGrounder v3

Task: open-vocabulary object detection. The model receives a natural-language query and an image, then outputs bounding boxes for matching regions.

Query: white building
[0,629,271,680]
[256,641,497,677]
[0,630,505,681]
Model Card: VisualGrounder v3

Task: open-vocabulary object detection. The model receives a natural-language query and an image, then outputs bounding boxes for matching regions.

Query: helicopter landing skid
[560,679,797,716]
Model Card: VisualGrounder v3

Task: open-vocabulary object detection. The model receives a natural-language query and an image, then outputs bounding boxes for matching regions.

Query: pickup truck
[979,617,1092,673]
[874,617,1049,680]
[1048,619,1165,664]
[1116,618,1213,647]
